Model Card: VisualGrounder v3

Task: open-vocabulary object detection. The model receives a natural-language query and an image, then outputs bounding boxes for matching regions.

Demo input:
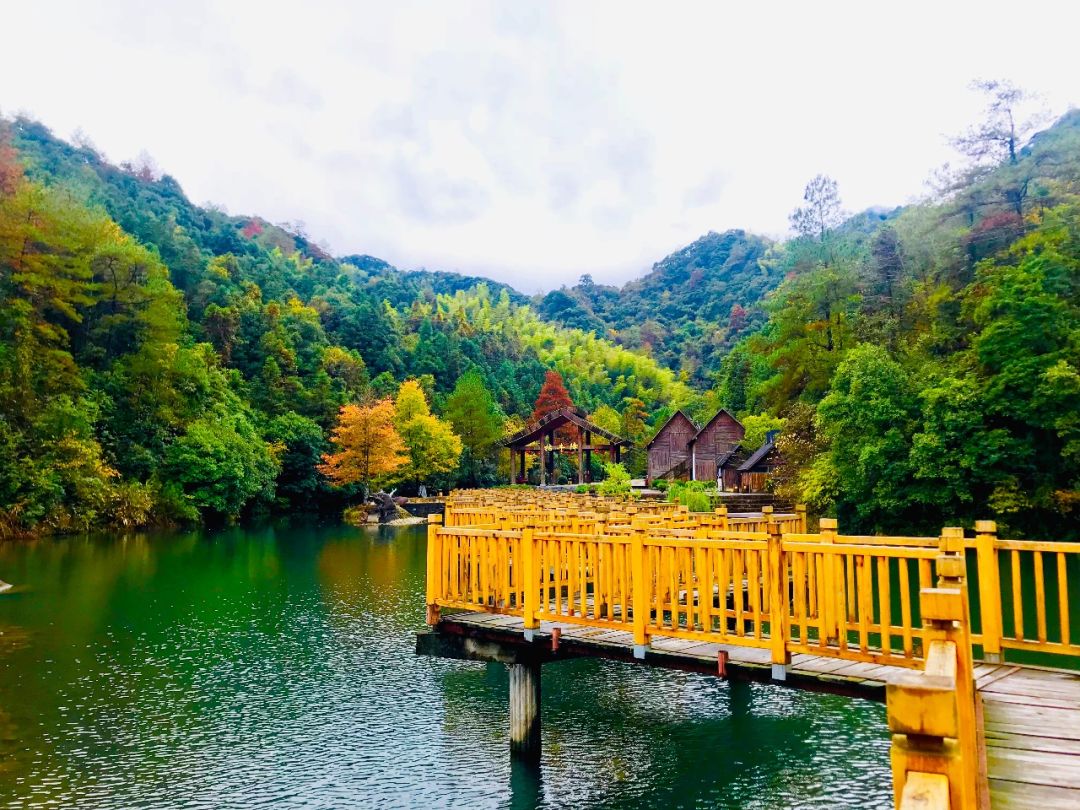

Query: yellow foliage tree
[318,400,407,496]
[393,380,462,491]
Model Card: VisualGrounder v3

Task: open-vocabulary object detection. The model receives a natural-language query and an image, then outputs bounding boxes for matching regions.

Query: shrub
[667,480,713,512]
[597,462,632,497]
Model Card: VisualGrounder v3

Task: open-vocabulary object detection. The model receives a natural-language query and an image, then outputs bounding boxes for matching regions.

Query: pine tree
[445,370,503,486]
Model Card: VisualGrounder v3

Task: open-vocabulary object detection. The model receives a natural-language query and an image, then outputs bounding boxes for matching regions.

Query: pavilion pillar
[539,442,546,486]
[615,444,621,465]
[584,431,592,483]
[519,447,526,483]
[577,441,584,484]
[547,431,555,484]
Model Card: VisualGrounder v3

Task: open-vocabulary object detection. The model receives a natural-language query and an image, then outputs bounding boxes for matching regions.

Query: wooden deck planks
[442,609,913,689]
[989,779,1080,810]
[981,667,1080,808]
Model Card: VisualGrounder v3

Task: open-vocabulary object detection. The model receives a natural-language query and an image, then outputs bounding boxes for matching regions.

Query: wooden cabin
[646,410,698,482]
[690,409,745,483]
[716,445,749,492]
[647,408,748,485]
[737,431,782,492]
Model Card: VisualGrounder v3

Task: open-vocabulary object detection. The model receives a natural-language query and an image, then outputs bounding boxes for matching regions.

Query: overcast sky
[3,2,1077,291]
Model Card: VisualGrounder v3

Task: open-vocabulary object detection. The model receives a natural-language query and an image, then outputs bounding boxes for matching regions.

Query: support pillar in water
[508,662,541,759]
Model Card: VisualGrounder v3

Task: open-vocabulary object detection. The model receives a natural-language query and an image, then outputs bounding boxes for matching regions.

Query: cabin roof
[499,407,630,448]
[738,440,777,472]
[688,408,744,444]
[716,445,747,467]
[646,410,700,449]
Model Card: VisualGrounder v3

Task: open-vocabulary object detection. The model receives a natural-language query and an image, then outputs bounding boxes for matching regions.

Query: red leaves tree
[728,304,748,334]
[531,370,573,423]
[531,369,577,442]
[0,126,23,195]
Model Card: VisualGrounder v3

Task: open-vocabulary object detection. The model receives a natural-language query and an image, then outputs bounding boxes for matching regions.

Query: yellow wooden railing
[803,518,1080,664]
[426,494,1080,808]
[427,514,953,672]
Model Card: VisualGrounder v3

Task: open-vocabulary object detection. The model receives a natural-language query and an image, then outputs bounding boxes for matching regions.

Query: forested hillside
[0,116,689,536]
[2,82,1078,539]
[730,102,1080,539]
[536,229,780,384]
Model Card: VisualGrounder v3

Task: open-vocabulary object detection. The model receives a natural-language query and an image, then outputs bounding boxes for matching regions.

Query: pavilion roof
[499,407,630,448]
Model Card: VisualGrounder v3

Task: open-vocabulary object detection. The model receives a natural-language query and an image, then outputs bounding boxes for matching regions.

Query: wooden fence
[426,493,1080,809]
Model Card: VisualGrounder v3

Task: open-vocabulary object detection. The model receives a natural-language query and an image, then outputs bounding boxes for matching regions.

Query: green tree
[597,461,631,497]
[444,370,503,486]
[265,411,327,505]
[162,406,280,521]
[815,344,919,532]
[588,404,621,436]
[741,413,785,450]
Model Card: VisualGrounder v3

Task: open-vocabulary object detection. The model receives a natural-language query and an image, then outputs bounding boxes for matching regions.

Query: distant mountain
[337,254,530,310]
[536,229,779,383]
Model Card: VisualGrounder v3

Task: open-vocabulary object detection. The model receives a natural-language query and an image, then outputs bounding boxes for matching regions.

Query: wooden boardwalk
[425,493,1080,807]
[428,609,1080,809]
[978,666,1080,809]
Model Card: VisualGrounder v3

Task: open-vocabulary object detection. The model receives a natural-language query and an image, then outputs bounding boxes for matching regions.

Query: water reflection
[0,523,891,808]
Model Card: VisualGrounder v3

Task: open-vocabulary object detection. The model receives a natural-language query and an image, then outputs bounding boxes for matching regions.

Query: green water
[0,523,892,809]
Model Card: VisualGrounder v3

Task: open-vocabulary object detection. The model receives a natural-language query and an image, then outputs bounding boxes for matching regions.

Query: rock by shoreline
[381,516,426,527]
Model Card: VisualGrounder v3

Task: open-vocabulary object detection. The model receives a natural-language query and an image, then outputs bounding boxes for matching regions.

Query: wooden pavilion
[500,407,631,485]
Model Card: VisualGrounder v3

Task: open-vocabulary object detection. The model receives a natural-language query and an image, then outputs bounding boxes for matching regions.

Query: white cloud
[2,0,1077,291]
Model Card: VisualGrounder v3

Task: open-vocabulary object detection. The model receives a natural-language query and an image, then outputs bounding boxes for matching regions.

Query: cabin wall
[717,446,750,492]
[692,412,746,483]
[647,413,696,481]
[738,447,782,492]
[739,472,770,493]
[720,467,741,491]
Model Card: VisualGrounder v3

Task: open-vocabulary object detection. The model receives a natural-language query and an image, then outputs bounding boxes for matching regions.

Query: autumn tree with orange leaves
[318,400,407,497]
[531,369,577,442]
[530,370,573,423]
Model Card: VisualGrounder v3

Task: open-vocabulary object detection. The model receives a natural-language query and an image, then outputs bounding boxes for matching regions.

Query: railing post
[889,577,977,810]
[938,527,978,809]
[715,506,728,532]
[522,522,539,641]
[767,517,789,681]
[426,513,443,625]
[631,515,649,659]
[819,517,840,645]
[888,626,966,809]
[795,504,807,534]
[975,519,1003,664]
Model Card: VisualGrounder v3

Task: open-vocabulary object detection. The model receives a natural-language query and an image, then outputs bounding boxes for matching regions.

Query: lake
[0,522,892,808]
